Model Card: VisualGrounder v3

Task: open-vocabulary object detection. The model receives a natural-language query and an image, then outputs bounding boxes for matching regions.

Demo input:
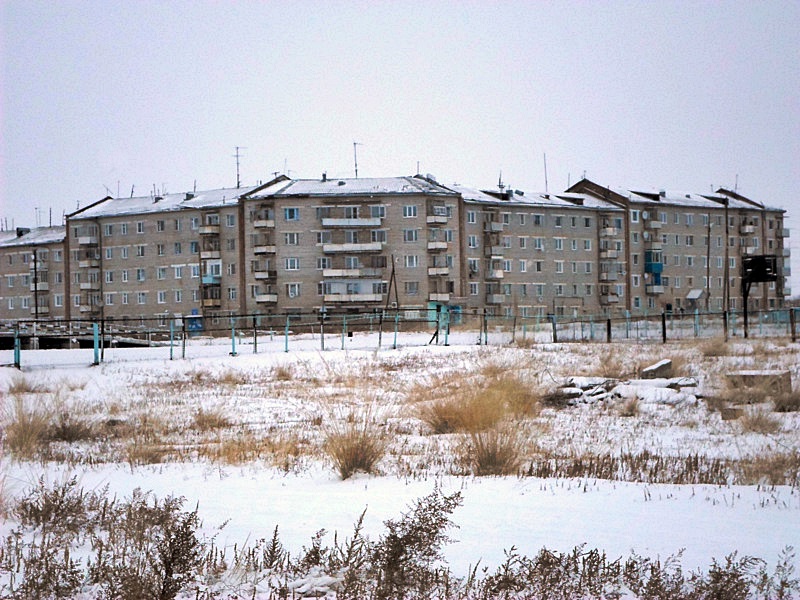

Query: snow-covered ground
[2,331,799,580]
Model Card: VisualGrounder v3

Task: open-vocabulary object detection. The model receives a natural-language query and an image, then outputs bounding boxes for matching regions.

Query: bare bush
[4,396,50,459]
[191,408,232,431]
[461,428,524,476]
[740,408,781,435]
[773,392,800,413]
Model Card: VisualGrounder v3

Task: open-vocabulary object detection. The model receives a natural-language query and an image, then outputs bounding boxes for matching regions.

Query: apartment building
[0,173,790,326]
[0,226,67,321]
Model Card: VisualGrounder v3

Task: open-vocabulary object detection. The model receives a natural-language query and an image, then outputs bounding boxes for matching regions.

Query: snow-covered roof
[70,187,258,220]
[0,226,65,248]
[449,184,623,211]
[245,176,458,199]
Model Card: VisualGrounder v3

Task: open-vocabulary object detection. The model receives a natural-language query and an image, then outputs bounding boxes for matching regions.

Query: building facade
[0,174,790,326]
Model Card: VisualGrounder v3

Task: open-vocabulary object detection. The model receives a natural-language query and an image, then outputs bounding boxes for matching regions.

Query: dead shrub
[48,411,97,443]
[700,338,730,357]
[460,428,524,476]
[7,375,47,395]
[740,408,781,435]
[325,414,386,479]
[196,432,308,466]
[592,349,628,380]
[741,451,800,486]
[273,365,294,381]
[216,368,251,386]
[126,438,172,466]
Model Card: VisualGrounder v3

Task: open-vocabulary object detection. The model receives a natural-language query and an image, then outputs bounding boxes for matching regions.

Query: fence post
[791,308,797,343]
[723,310,729,342]
[443,306,450,346]
[661,311,667,343]
[693,309,700,337]
[13,328,21,369]
[170,319,174,361]
[92,322,100,366]
[393,312,399,350]
[182,319,187,359]
[230,319,238,356]
[551,315,558,343]
[284,315,290,353]
[253,320,258,354]
[625,311,631,339]
[606,318,612,343]
[320,312,325,351]
[341,315,347,350]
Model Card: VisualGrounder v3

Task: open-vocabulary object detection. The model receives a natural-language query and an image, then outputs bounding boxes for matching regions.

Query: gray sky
[2,0,798,293]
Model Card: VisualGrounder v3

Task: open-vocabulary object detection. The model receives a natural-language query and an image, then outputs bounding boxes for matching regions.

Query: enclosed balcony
[484,222,504,233]
[253,269,277,280]
[199,224,220,235]
[600,294,620,304]
[740,224,756,235]
[486,293,505,304]
[321,217,381,227]
[646,284,665,295]
[429,293,450,302]
[30,281,49,292]
[322,242,384,253]
[427,266,450,276]
[323,293,382,303]
[600,227,619,237]
[255,294,278,303]
[600,249,619,260]
[427,241,448,251]
[322,268,382,278]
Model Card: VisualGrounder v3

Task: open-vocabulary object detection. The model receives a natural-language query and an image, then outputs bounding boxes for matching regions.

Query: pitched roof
[245,175,458,199]
[0,226,66,247]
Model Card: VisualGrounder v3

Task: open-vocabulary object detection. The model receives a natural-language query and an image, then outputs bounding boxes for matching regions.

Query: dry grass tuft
[4,396,50,459]
[741,451,800,486]
[773,391,800,413]
[273,365,294,381]
[740,407,781,435]
[7,375,47,395]
[591,349,628,380]
[699,338,730,358]
[460,427,524,476]
[617,396,640,417]
[324,414,386,479]
[195,431,309,467]
[191,408,232,431]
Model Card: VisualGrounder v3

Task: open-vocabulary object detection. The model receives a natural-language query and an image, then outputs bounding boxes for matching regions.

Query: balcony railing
[429,293,450,302]
[486,293,505,304]
[322,242,383,253]
[199,224,220,235]
[484,222,504,233]
[426,215,448,224]
[321,217,381,227]
[427,266,450,276]
[253,219,275,228]
[255,294,278,303]
[254,244,277,254]
[427,241,447,251]
[323,293,382,303]
[322,268,382,278]
[253,269,277,280]
[645,284,665,295]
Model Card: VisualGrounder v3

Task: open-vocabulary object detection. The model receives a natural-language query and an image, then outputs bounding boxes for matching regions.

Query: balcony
[644,262,663,275]
[740,224,756,235]
[427,241,447,251]
[644,240,663,251]
[199,250,221,260]
[322,242,383,253]
[254,269,277,280]
[199,224,220,235]
[486,269,504,280]
[253,219,275,228]
[779,227,790,237]
[323,293,382,303]
[79,281,100,291]
[78,258,100,268]
[255,294,278,303]
[426,215,448,224]
[742,246,758,255]
[77,235,98,246]
[323,268,382,278]
[484,222,504,233]
[485,245,505,257]
[486,294,505,304]
[429,293,450,303]
[427,266,450,276]
[202,298,222,308]
[321,217,381,227]
[599,272,618,282]
[600,227,619,237]
[254,244,276,254]
[30,306,50,315]
[783,248,792,257]
[646,284,665,295]
[79,304,99,313]
[601,249,619,259]
[645,219,662,230]
[30,281,49,292]
[201,275,221,285]
[600,294,620,304]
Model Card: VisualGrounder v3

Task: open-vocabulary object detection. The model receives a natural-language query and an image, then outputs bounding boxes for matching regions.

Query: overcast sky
[1,0,798,293]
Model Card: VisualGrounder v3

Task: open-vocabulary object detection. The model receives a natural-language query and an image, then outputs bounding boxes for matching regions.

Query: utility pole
[705,219,711,312]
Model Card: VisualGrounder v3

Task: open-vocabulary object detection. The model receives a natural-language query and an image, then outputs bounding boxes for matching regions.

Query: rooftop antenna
[233,146,246,188]
[543,153,549,195]
[353,141,363,178]
[498,170,505,192]
[49,207,52,227]
[130,185,135,197]
[734,174,739,193]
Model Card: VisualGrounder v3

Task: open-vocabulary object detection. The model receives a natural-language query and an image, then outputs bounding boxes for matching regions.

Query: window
[190,241,199,254]
[286,283,300,298]
[157,291,166,304]
[174,218,182,231]
[284,232,299,245]
[633,274,640,287]
[444,229,454,242]
[686,256,694,267]
[403,229,418,242]
[157,267,166,280]
[632,232,639,244]
[584,217,592,227]
[316,231,332,244]
[585,262,592,274]
[174,242,182,255]
[631,210,639,223]
[284,207,300,222]
[136,268,146,282]
[555,261,564,273]
[226,214,235,227]
[156,220,165,232]
[570,216,577,227]
[633,254,639,266]
[519,237,527,249]
[227,263,236,276]
[174,266,183,279]
[228,287,237,300]
[370,205,385,218]
[534,238,544,250]
[571,239,578,251]
[554,238,563,251]
[686,235,694,246]
[175,290,182,303]
[136,245,145,257]
[157,244,165,256]
[137,292,146,304]
[468,258,479,273]
[104,248,112,259]
[685,214,694,226]
[404,255,418,268]
[404,281,419,295]
[533,214,543,226]
[191,265,200,278]
[226,238,236,251]
[120,223,128,235]
[469,282,479,295]
[519,214,526,226]
[467,211,476,224]
[403,205,418,218]
[121,247,129,259]
[136,221,145,234]
[105,271,114,283]
[104,224,114,236]
[317,257,331,270]
[554,216,563,227]
[371,229,387,243]
[503,259,512,272]
[584,239,592,250]
[285,257,300,270]
[121,270,129,282]
[191,217,200,230]
[502,236,512,248]
[519,259,527,273]
[468,235,478,248]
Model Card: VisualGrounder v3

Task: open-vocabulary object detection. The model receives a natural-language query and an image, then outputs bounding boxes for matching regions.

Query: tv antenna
[233,146,246,188]
[353,141,363,178]
[498,170,505,192]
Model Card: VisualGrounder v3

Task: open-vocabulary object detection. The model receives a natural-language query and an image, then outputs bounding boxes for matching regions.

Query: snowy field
[2,331,799,596]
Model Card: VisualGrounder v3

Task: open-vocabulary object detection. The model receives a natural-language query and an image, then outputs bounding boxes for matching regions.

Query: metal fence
[2,307,798,368]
